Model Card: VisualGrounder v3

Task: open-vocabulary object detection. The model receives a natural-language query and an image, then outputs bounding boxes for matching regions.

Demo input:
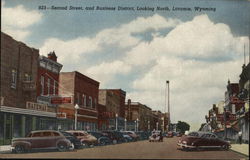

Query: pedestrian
[238,131,242,144]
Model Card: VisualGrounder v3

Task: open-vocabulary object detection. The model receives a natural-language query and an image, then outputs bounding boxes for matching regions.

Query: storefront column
[32,116,36,131]
[21,115,26,137]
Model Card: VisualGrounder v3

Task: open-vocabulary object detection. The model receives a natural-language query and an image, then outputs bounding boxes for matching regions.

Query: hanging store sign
[37,96,51,105]
[26,101,47,112]
[51,97,72,104]
[57,112,67,119]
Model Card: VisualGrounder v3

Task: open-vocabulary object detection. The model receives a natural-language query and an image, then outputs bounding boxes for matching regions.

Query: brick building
[0,32,57,145]
[97,103,108,130]
[125,100,153,131]
[237,63,249,143]
[98,89,126,130]
[37,51,63,98]
[57,71,99,131]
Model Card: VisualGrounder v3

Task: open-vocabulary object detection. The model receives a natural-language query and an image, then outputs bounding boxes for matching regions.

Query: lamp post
[124,118,127,131]
[74,104,80,130]
[148,120,150,131]
[161,117,164,132]
[156,122,159,130]
[136,118,139,132]
[166,80,170,131]
[134,120,137,131]
[115,113,118,131]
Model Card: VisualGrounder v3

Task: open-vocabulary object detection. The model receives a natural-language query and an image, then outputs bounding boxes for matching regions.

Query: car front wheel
[57,143,67,152]
[15,145,25,154]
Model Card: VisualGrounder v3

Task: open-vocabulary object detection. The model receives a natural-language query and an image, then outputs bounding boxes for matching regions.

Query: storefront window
[25,116,32,135]
[13,114,22,138]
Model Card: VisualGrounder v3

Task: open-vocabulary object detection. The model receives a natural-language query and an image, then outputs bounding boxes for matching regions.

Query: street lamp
[134,120,137,131]
[148,120,150,131]
[156,122,159,130]
[136,118,139,132]
[115,113,118,131]
[166,80,170,131]
[161,117,164,132]
[74,104,80,130]
[124,118,127,131]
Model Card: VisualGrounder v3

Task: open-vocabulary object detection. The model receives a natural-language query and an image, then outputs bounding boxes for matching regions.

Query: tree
[176,121,190,134]
[198,123,206,131]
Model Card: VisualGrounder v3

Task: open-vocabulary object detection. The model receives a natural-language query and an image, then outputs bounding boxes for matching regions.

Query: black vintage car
[60,131,82,149]
[88,131,112,146]
[101,131,126,144]
[177,131,231,150]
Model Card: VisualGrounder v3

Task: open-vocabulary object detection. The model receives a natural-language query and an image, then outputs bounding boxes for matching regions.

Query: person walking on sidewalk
[238,131,242,144]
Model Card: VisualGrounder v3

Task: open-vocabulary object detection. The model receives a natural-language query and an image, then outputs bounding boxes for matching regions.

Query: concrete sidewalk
[230,143,249,156]
[0,145,12,153]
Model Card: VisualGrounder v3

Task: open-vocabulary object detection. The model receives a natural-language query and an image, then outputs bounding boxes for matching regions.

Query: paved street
[0,137,247,159]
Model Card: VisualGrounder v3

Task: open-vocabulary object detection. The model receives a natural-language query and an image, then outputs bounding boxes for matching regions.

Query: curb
[230,148,249,158]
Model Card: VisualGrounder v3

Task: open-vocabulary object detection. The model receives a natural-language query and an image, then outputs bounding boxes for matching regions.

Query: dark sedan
[101,131,125,144]
[88,131,112,146]
[60,131,82,149]
[177,131,231,150]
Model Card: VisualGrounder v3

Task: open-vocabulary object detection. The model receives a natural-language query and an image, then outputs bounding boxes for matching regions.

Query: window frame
[41,76,45,95]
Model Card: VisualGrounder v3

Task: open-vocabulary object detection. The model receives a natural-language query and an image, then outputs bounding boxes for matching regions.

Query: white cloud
[40,14,180,64]
[95,14,182,48]
[85,60,131,87]
[40,37,101,63]
[1,1,43,41]
[124,15,248,67]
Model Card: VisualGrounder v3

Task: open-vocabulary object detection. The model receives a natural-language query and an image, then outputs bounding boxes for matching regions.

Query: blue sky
[2,0,250,130]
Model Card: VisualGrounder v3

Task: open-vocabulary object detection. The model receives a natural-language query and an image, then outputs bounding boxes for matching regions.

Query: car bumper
[177,143,196,148]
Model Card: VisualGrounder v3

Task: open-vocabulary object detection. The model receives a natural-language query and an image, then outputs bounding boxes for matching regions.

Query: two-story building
[98,89,126,130]
[57,71,99,131]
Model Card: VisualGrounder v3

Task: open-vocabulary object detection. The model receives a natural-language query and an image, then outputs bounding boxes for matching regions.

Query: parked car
[66,130,97,147]
[101,131,125,144]
[135,131,149,140]
[177,131,231,150]
[166,131,174,138]
[122,131,139,141]
[149,130,163,142]
[60,131,82,149]
[11,130,72,153]
[176,132,183,137]
[88,131,112,146]
[121,133,133,142]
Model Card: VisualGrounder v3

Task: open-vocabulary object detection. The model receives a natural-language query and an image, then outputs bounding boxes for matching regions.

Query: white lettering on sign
[26,101,48,111]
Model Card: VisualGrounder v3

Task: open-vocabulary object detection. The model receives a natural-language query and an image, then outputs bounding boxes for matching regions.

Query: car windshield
[61,132,72,137]
[187,132,199,137]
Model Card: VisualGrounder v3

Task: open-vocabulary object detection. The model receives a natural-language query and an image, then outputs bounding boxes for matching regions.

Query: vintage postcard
[1,0,249,159]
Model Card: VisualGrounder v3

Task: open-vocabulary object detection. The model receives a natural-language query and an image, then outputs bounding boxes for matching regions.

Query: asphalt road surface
[1,137,247,159]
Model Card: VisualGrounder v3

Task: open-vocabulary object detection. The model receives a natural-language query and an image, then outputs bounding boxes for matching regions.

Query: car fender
[12,141,31,150]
